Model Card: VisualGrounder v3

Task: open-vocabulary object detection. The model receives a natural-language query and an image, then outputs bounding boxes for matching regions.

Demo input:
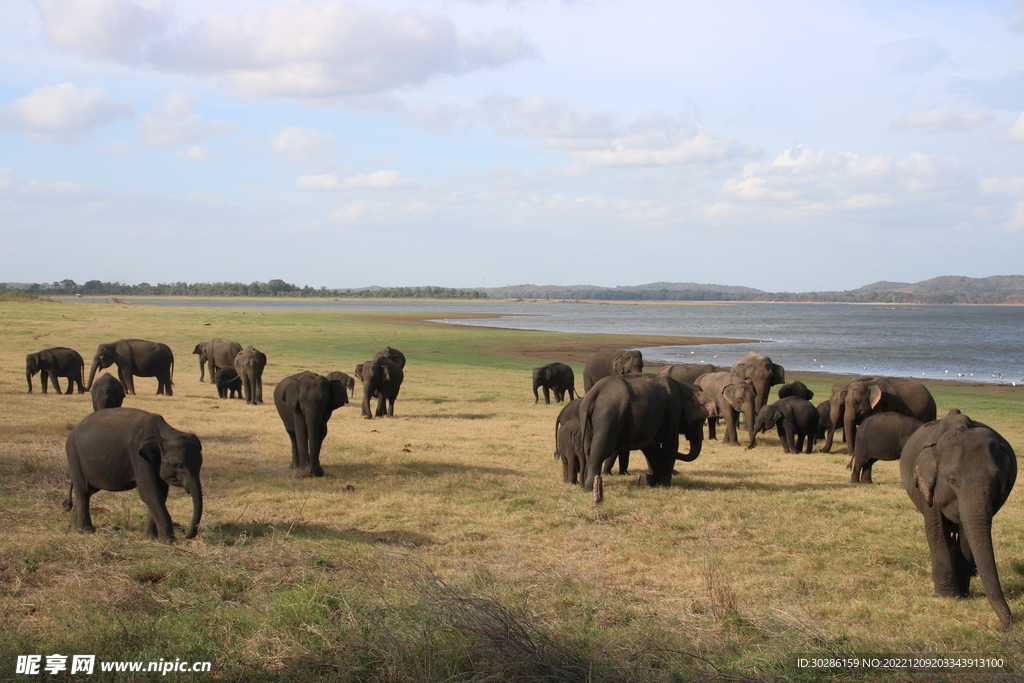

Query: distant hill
[2,276,1022,303]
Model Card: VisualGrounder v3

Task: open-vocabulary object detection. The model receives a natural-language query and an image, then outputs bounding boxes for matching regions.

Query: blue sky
[1,0,1023,291]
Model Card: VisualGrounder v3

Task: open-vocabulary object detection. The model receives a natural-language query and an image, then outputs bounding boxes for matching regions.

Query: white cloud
[877,39,947,75]
[33,0,169,63]
[296,170,413,190]
[891,108,994,133]
[61,1,537,100]
[137,91,236,147]
[0,83,135,143]
[1000,112,1024,143]
[720,146,970,209]
[174,145,214,162]
[268,126,339,169]
[980,176,1024,196]
[327,198,433,223]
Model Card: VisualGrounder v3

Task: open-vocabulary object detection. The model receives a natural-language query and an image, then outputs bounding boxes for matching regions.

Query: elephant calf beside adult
[582,349,643,392]
[732,351,785,412]
[533,362,577,404]
[213,368,243,399]
[234,346,267,405]
[193,338,242,382]
[751,397,819,453]
[848,412,922,484]
[580,374,716,500]
[90,373,126,411]
[901,410,1018,629]
[64,407,203,543]
[693,372,757,447]
[26,347,86,394]
[274,371,349,477]
[87,339,174,396]
[822,377,936,454]
[357,356,404,418]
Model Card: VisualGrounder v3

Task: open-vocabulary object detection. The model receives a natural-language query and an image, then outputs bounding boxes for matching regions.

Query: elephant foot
[78,524,95,534]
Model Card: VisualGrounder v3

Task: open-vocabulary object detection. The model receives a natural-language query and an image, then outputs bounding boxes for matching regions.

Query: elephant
[848,412,922,484]
[234,346,267,405]
[374,346,407,369]
[657,363,726,385]
[213,368,242,399]
[816,400,834,441]
[822,377,936,454]
[274,371,349,477]
[777,380,814,402]
[557,416,585,484]
[731,351,785,412]
[63,407,203,543]
[359,356,404,418]
[90,373,126,411]
[326,371,355,399]
[901,410,1018,629]
[192,338,242,382]
[751,397,819,453]
[86,339,174,396]
[579,374,716,496]
[533,362,577,404]
[554,397,628,475]
[583,349,643,392]
[554,398,582,459]
[693,372,757,447]
[26,347,86,394]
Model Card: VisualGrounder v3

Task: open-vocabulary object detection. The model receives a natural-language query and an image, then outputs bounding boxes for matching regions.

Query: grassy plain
[1,299,1024,682]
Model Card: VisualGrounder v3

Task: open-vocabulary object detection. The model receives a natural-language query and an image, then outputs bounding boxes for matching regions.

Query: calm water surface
[62,298,1024,384]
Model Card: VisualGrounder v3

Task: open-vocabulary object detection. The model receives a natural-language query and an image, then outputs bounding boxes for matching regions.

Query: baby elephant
[751,397,819,453]
[557,416,585,484]
[64,407,203,543]
[848,412,923,483]
[326,371,355,399]
[90,372,126,411]
[214,368,243,399]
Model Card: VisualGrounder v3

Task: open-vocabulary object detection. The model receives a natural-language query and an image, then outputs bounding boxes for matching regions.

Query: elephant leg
[639,445,672,487]
[286,430,301,469]
[722,411,739,446]
[293,417,311,470]
[954,529,976,596]
[861,460,875,484]
[582,422,618,491]
[707,417,717,441]
[617,449,630,475]
[139,479,174,542]
[39,369,50,394]
[62,375,73,394]
[782,422,797,454]
[72,488,95,533]
[561,454,572,483]
[923,511,965,597]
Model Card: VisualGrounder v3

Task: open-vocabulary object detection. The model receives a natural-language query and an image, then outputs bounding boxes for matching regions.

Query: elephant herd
[26,339,407,549]
[543,348,1018,629]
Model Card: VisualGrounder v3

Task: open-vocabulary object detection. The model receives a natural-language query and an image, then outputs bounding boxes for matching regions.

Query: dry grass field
[2,298,1023,682]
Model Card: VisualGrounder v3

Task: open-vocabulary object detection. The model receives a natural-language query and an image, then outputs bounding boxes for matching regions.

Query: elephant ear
[328,380,348,410]
[612,356,624,374]
[772,364,785,384]
[138,436,164,469]
[868,385,884,409]
[914,446,939,506]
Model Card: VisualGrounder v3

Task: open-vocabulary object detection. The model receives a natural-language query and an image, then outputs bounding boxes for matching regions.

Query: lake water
[60,298,1024,385]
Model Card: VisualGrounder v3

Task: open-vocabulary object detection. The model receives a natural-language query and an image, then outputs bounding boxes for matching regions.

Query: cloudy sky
[2,0,1023,291]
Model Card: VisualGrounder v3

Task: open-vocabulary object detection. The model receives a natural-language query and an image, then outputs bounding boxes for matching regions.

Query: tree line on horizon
[2,279,1022,304]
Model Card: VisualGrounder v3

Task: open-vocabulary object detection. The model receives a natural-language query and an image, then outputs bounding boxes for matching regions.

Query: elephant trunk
[677,424,703,462]
[86,357,101,391]
[962,498,1013,629]
[184,475,203,539]
[844,408,858,454]
[743,403,757,449]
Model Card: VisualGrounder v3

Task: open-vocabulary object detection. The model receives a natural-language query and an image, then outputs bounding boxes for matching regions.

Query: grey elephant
[693,372,757,447]
[63,407,203,543]
[374,346,407,369]
[274,371,349,477]
[554,397,582,459]
[358,356,404,418]
[86,339,174,396]
[234,345,267,405]
[657,363,725,386]
[26,347,86,394]
[816,400,834,441]
[583,349,643,392]
[822,377,936,454]
[90,373,126,411]
[901,410,1017,629]
[326,371,356,398]
[731,351,785,412]
[848,412,922,483]
[777,380,814,402]
[579,374,716,497]
[213,368,242,399]
[750,397,819,453]
[192,338,242,382]
[557,415,585,485]
[533,362,577,404]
